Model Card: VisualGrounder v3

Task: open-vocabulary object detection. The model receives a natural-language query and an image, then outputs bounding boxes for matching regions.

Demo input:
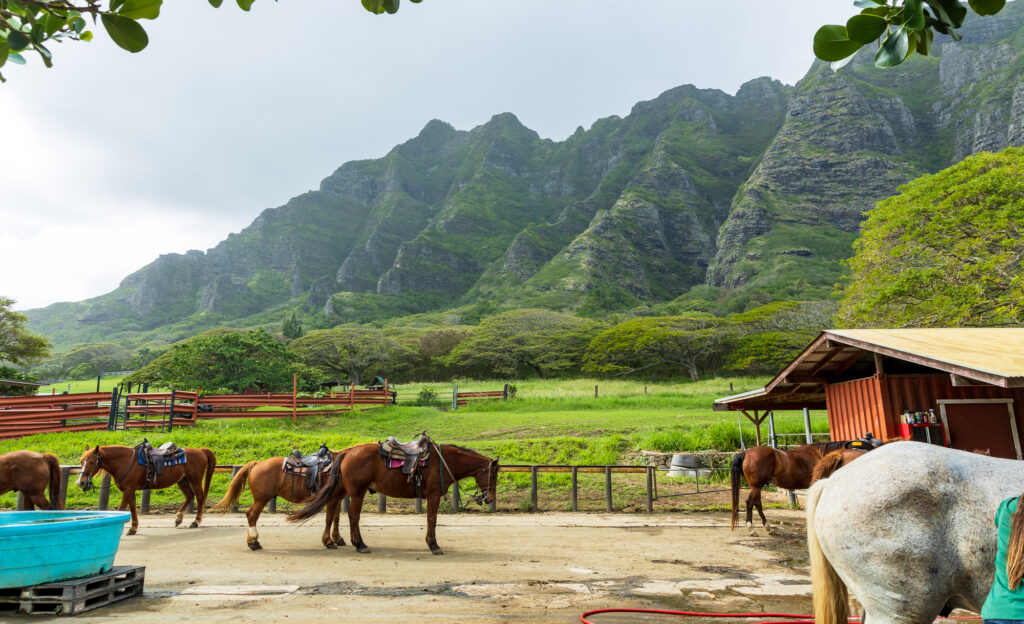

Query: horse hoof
[189,521,199,528]
[248,541,262,551]
[174,519,183,527]
[127,528,137,536]
[325,542,338,550]
[356,545,371,554]
[431,548,444,556]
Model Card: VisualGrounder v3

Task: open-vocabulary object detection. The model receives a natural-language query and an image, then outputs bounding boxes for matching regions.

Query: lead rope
[433,443,482,511]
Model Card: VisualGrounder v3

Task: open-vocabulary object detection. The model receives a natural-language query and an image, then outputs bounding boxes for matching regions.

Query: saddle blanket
[388,458,427,470]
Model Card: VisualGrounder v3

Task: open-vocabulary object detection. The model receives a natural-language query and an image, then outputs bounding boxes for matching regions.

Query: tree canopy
[0,0,1006,81]
[442,309,604,378]
[815,0,1007,69]
[289,327,411,385]
[0,297,50,366]
[126,327,310,392]
[837,147,1024,328]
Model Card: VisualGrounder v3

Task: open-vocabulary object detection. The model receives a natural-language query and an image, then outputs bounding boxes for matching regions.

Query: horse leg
[745,486,761,536]
[175,478,196,528]
[245,497,268,551]
[189,471,208,528]
[27,492,51,510]
[755,496,773,536]
[348,491,370,553]
[119,491,139,535]
[425,495,443,555]
[322,498,344,549]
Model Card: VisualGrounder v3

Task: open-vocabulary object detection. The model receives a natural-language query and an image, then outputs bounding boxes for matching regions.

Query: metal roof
[714,328,1024,411]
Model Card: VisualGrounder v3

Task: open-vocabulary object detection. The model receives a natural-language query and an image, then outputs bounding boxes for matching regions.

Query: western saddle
[282,443,332,492]
[379,432,432,490]
[136,439,187,488]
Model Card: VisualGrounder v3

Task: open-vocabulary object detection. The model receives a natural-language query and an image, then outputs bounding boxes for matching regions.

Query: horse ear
[84,445,91,451]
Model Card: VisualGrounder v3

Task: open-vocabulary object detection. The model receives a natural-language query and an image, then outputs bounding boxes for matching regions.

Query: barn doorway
[938,399,1021,460]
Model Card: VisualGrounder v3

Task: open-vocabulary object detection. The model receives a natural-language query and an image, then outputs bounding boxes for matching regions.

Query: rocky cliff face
[25,4,1024,348]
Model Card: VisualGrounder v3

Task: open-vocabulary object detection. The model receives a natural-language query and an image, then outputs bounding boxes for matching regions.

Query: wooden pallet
[0,566,144,616]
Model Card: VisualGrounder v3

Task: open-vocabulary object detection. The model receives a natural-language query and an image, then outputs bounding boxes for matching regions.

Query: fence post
[416,495,423,514]
[16,492,24,510]
[292,374,298,423]
[168,389,176,432]
[96,375,102,393]
[107,388,120,431]
[59,467,71,509]
[98,474,111,510]
[803,408,813,444]
[384,378,389,406]
[646,466,654,513]
[141,490,151,513]
[452,385,458,411]
[230,465,241,512]
[595,385,598,399]
[378,493,387,513]
[605,467,613,512]
[768,409,776,448]
[342,495,350,513]
[788,490,799,509]
[503,383,509,400]
[350,382,354,412]
[571,466,578,512]
[268,496,276,513]
[450,484,458,513]
[530,466,538,512]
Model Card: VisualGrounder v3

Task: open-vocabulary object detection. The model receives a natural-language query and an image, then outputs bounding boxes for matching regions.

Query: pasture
[1,377,827,512]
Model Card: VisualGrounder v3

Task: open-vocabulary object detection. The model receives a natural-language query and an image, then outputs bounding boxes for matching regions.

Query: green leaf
[100,14,149,52]
[813,25,863,62]
[0,43,8,69]
[968,0,1005,15]
[924,0,967,28]
[208,0,224,6]
[846,14,887,43]
[361,0,383,13]
[830,52,858,71]
[875,26,909,67]
[382,0,399,13]
[118,0,162,21]
[236,0,254,10]
[853,0,885,6]
[916,25,934,54]
[6,31,30,52]
[904,0,927,30]
[80,30,93,41]
[8,52,26,65]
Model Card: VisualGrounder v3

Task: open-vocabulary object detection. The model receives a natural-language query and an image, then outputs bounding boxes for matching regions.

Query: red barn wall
[824,375,894,441]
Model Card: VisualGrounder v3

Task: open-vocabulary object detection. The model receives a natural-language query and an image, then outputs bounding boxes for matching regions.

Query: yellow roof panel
[827,328,1024,380]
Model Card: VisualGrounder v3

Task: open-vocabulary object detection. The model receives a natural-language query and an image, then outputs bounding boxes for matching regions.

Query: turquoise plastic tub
[0,511,131,588]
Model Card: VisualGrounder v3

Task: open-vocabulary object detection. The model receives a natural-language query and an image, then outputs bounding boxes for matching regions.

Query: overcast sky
[1,0,853,311]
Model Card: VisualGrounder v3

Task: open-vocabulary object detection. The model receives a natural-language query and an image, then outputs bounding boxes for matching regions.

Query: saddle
[846,432,885,451]
[137,439,187,488]
[379,433,431,482]
[282,443,332,492]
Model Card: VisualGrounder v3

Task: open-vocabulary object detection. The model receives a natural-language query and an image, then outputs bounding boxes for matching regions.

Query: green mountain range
[27,4,1024,351]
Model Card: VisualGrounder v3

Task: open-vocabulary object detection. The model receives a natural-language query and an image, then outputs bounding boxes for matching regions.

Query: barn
[714,329,1024,459]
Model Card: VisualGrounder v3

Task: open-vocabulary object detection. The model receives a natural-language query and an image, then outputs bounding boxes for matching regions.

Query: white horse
[808,441,1024,624]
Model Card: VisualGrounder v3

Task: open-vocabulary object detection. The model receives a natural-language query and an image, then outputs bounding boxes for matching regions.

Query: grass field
[3,377,827,512]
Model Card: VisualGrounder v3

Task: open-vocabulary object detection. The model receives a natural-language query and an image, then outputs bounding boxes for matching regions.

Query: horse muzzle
[78,478,95,492]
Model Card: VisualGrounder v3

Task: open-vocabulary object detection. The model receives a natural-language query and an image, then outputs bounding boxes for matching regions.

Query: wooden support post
[768,410,777,448]
[530,466,538,512]
[168,388,176,432]
[646,466,654,513]
[16,492,24,510]
[416,496,423,513]
[594,385,598,398]
[503,383,509,400]
[268,496,276,513]
[378,493,387,513]
[141,490,151,513]
[231,466,241,512]
[450,485,457,513]
[292,374,297,423]
[59,467,70,509]
[742,409,764,446]
[605,467,613,512]
[96,375,102,393]
[788,490,799,509]
[488,487,496,513]
[804,408,813,444]
[98,474,111,510]
[571,466,578,512]
[874,352,885,375]
[342,495,350,513]
[384,378,389,406]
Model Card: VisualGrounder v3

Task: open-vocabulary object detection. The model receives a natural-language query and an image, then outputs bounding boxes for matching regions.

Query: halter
[434,443,495,508]
[80,447,135,491]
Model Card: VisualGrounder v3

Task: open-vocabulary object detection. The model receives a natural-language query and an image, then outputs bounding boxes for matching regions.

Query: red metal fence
[0,393,115,439]
[454,384,509,408]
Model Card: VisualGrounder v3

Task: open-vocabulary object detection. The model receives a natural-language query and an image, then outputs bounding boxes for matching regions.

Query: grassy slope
[3,377,827,510]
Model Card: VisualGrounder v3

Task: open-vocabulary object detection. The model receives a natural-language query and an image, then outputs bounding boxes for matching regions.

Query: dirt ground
[17,496,815,624]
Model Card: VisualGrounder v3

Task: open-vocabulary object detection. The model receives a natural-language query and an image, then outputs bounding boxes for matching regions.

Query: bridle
[79,447,136,491]
[434,443,496,507]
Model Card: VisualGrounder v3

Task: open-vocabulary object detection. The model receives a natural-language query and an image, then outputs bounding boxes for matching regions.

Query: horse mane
[815,441,847,453]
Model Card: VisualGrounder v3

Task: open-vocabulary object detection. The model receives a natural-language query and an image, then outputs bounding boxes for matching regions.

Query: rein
[88,447,136,489]
[433,443,491,509]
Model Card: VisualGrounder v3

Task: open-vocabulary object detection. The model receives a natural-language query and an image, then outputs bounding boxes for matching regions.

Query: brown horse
[288,442,498,555]
[210,451,347,550]
[810,448,868,483]
[730,442,848,536]
[0,450,63,510]
[76,444,216,535]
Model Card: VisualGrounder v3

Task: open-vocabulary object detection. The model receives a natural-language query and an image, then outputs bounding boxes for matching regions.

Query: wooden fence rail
[14,463,710,514]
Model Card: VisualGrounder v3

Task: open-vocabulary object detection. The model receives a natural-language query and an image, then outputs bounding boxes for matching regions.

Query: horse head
[76,445,102,492]
[471,457,499,505]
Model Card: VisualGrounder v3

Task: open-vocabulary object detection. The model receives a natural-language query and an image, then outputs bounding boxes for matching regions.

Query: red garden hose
[579,609,983,624]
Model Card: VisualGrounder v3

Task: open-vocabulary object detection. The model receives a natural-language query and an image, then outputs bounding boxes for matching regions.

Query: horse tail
[45,453,63,510]
[287,449,346,524]
[211,460,258,513]
[730,451,745,531]
[811,450,845,484]
[201,448,216,502]
[807,479,848,624]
